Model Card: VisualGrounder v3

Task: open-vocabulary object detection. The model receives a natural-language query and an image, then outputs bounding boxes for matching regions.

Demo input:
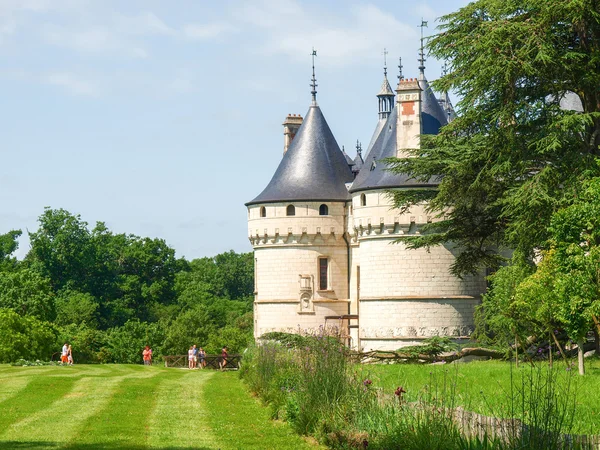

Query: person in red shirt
[142,346,152,366]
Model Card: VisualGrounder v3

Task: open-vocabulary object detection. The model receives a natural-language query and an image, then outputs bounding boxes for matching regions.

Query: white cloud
[413,4,437,21]
[114,11,174,36]
[42,24,148,58]
[234,0,417,67]
[43,71,99,96]
[183,22,236,40]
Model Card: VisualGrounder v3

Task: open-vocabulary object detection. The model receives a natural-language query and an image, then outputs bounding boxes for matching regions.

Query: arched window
[286,204,295,216]
[260,206,266,217]
[360,194,366,206]
[319,204,328,216]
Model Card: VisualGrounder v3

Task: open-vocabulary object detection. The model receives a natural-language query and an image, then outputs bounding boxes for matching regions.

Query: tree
[27,208,94,291]
[0,229,22,271]
[0,268,55,321]
[0,308,57,363]
[55,289,99,327]
[545,177,600,374]
[184,251,254,301]
[386,0,600,276]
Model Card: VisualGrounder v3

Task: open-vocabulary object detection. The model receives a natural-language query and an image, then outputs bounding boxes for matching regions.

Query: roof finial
[397,57,404,81]
[442,61,448,77]
[383,48,388,77]
[356,139,362,155]
[418,19,428,76]
[310,48,318,105]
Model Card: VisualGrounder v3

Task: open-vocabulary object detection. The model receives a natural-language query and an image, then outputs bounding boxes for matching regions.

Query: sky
[0,0,470,261]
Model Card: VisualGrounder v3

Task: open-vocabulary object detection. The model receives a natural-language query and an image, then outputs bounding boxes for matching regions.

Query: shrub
[0,308,58,362]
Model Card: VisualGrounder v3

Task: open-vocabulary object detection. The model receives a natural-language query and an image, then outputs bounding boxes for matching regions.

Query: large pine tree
[386,0,600,276]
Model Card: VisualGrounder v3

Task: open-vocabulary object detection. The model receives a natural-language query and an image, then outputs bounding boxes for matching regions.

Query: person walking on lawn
[61,343,68,364]
[219,346,228,371]
[188,346,194,369]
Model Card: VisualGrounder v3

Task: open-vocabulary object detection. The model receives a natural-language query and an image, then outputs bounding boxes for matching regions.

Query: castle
[246,53,486,351]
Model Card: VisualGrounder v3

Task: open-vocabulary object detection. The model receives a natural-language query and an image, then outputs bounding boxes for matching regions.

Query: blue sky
[0,0,469,260]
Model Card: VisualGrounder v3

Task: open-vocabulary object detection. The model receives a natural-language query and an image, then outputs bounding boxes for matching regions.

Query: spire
[377,48,395,120]
[397,57,404,82]
[310,48,318,105]
[418,19,428,78]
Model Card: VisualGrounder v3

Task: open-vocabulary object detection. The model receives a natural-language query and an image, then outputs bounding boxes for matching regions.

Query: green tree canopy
[386,0,600,276]
[0,229,22,271]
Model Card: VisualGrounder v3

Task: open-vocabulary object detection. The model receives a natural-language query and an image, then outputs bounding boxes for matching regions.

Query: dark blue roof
[247,105,353,205]
[350,76,445,193]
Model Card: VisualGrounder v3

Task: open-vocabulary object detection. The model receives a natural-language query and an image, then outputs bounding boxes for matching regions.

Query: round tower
[246,57,354,340]
[348,62,486,351]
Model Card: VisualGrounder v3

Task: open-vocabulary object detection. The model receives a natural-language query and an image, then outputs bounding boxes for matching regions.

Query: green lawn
[363,358,600,435]
[0,364,321,450]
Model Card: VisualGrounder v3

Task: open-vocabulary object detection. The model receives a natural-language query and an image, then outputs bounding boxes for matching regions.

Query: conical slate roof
[247,105,354,205]
[420,77,448,135]
[350,76,445,193]
[377,76,394,97]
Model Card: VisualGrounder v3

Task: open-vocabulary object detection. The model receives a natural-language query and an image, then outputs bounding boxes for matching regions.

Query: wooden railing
[162,354,242,370]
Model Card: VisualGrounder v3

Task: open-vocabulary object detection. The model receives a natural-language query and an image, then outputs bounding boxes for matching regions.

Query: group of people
[142,346,153,365]
[60,343,73,365]
[188,345,206,369]
[187,345,229,370]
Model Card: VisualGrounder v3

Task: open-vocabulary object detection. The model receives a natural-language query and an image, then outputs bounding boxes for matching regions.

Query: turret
[377,49,395,120]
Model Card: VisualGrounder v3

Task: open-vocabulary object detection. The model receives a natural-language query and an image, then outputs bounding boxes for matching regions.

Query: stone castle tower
[247,53,486,351]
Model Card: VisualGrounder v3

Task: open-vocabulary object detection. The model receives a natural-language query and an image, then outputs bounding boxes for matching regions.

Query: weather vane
[383,48,388,77]
[311,48,318,104]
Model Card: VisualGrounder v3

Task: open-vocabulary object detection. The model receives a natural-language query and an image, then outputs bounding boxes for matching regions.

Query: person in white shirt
[61,343,68,364]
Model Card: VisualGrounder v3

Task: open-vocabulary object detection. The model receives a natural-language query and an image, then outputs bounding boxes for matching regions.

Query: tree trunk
[551,330,568,364]
[577,338,585,376]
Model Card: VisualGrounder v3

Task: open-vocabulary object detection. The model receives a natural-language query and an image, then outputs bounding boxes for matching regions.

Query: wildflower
[395,386,406,397]
[363,379,372,387]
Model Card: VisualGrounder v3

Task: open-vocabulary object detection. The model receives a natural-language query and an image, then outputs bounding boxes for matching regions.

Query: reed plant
[240,332,588,449]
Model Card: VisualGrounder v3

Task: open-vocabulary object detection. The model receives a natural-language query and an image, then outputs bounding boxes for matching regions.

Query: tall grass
[240,332,591,450]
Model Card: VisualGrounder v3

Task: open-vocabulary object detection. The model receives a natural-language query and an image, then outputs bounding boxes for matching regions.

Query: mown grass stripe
[1,374,127,444]
[0,376,30,405]
[0,375,76,433]
[66,368,162,448]
[147,369,218,449]
[203,372,322,450]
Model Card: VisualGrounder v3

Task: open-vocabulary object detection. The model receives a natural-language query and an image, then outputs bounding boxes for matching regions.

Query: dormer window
[286,205,295,216]
[360,194,366,206]
[260,206,266,217]
[319,204,328,216]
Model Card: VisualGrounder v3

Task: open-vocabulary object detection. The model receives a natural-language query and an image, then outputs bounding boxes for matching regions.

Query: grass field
[0,364,322,450]
[364,358,600,435]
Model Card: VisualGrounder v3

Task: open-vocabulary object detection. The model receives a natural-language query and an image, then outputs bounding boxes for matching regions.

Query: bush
[240,332,584,450]
[0,308,58,362]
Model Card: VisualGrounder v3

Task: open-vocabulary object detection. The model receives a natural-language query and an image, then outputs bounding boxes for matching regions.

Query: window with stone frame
[286,204,295,216]
[318,257,329,290]
[319,204,328,215]
[360,194,366,206]
[260,206,266,217]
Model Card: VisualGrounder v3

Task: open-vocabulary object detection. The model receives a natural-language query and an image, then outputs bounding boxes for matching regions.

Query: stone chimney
[283,114,303,155]
[395,78,422,158]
